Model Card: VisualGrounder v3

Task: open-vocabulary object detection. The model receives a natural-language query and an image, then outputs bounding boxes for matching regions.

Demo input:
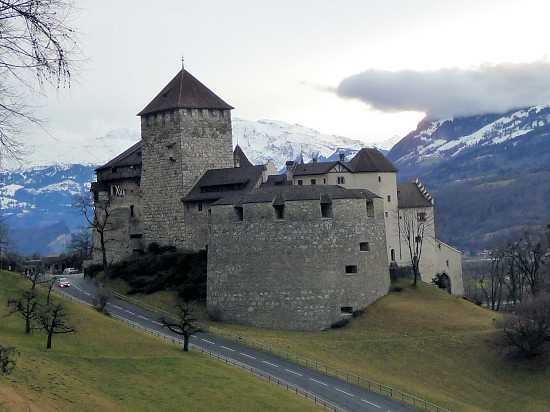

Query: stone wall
[207,196,390,331]
[140,108,233,248]
[92,176,142,264]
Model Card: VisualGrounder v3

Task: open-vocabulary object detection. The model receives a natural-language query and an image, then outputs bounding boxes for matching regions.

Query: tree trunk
[183,332,189,352]
[100,233,110,279]
[46,330,53,349]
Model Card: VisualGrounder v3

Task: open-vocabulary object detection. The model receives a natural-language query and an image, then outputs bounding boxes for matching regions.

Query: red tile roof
[137,69,234,116]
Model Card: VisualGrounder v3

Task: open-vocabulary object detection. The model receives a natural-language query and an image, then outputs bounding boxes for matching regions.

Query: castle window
[385,211,388,217]
[111,167,117,174]
[187,108,192,117]
[198,203,203,212]
[297,180,303,186]
[162,112,166,125]
[337,176,345,184]
[170,111,175,122]
[273,204,284,220]
[446,259,449,267]
[378,176,381,183]
[387,195,391,202]
[417,212,427,222]
[391,249,396,261]
[311,179,316,185]
[360,242,370,251]
[345,265,358,274]
[321,202,333,218]
[366,201,374,217]
[323,178,326,184]
[130,205,135,217]
[208,209,211,216]
[235,206,243,221]
[186,205,190,211]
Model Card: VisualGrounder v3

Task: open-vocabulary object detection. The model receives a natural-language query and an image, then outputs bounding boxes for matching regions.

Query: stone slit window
[359,242,370,251]
[198,203,203,212]
[130,205,135,217]
[366,201,374,217]
[273,204,284,220]
[235,206,244,221]
[387,195,391,202]
[345,265,357,274]
[321,202,333,218]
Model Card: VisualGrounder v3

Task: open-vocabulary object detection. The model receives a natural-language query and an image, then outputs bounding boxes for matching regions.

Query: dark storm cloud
[336,60,550,119]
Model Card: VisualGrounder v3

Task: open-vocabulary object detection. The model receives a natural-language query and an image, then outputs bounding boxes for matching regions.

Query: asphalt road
[58,274,420,412]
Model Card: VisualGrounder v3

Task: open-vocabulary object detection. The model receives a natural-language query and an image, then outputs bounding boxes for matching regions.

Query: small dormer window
[337,176,345,184]
[311,179,316,185]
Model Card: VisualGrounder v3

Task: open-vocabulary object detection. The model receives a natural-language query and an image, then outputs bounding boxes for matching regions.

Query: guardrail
[110,291,451,412]
[53,288,345,412]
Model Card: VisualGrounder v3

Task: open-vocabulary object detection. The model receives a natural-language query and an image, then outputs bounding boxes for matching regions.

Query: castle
[90,67,463,331]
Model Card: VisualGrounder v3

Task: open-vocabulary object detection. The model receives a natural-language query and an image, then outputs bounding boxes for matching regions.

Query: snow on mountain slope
[232,118,370,169]
[2,129,140,171]
[391,105,550,165]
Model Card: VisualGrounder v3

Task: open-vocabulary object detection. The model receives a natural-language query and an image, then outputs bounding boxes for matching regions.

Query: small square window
[311,179,316,185]
[274,204,284,219]
[360,242,370,251]
[297,180,303,186]
[387,195,391,202]
[337,176,345,184]
[345,265,358,274]
[321,202,333,218]
[385,211,388,217]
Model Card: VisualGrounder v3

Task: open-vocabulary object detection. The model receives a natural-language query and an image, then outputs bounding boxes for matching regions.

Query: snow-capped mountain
[232,118,371,169]
[2,129,141,171]
[388,105,550,184]
[387,105,550,253]
[2,119,394,255]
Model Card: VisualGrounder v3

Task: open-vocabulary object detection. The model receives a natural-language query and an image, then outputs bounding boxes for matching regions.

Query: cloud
[336,59,550,119]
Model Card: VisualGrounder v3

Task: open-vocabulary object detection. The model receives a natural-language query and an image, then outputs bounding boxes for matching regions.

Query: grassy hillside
[113,278,550,412]
[0,271,319,412]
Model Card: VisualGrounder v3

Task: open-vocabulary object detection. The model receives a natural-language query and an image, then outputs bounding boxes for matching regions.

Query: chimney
[285,161,295,180]
[339,153,345,161]
[313,157,317,164]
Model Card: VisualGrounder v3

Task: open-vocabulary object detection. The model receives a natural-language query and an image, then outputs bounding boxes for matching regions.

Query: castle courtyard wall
[207,197,390,331]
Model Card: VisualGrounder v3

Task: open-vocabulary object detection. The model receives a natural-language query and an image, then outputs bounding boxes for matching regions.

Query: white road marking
[191,335,197,338]
[309,378,328,386]
[152,321,162,325]
[220,345,235,352]
[285,368,303,376]
[124,310,135,315]
[362,399,381,408]
[113,305,122,310]
[138,315,149,320]
[240,352,256,359]
[73,285,83,292]
[83,292,90,296]
[202,339,215,344]
[334,388,354,397]
[262,361,279,368]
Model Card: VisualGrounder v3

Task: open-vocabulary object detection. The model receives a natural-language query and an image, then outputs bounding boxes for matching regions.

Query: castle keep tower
[137,68,234,248]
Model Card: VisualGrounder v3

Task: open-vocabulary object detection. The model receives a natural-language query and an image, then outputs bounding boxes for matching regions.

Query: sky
[30,0,550,148]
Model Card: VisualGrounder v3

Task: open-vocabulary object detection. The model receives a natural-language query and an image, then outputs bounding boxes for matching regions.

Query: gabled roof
[138,69,234,116]
[182,165,264,204]
[95,141,142,171]
[397,182,434,208]
[348,148,397,173]
[233,145,253,167]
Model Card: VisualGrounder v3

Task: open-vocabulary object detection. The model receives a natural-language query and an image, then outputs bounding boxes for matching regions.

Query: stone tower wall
[140,108,233,248]
[207,197,390,331]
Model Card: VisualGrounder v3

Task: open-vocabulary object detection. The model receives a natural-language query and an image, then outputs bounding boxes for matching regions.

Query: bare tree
[92,285,113,314]
[398,208,433,287]
[160,303,198,352]
[498,292,550,358]
[480,246,506,311]
[0,0,79,163]
[39,303,75,349]
[65,227,92,269]
[74,193,112,279]
[508,228,547,296]
[7,289,39,333]
[0,216,9,270]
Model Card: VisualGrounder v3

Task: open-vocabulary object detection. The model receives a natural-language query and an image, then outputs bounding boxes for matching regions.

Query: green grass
[0,271,320,412]
[110,278,550,412]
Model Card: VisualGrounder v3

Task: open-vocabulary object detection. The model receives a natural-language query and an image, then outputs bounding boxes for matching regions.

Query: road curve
[58,275,420,412]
